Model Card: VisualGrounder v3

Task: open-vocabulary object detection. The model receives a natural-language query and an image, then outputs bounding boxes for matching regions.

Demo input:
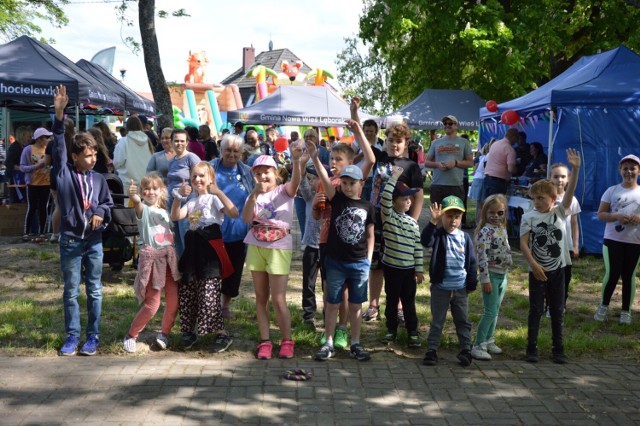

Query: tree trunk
[138,0,173,130]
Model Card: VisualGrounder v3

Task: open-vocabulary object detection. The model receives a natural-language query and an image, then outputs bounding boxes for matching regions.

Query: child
[520,148,580,364]
[171,162,238,352]
[380,165,424,347]
[242,147,303,360]
[309,139,375,362]
[420,195,477,367]
[311,120,375,349]
[52,85,114,356]
[471,194,512,361]
[122,173,181,353]
[549,162,581,315]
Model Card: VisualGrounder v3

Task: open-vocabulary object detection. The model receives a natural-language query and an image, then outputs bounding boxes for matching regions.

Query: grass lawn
[1,215,639,362]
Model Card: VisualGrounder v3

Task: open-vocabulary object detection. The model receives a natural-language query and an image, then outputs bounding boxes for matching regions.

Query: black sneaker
[407,332,422,348]
[552,352,568,364]
[314,344,335,361]
[213,333,233,353]
[381,330,397,344]
[423,349,438,366]
[457,349,472,367]
[181,332,197,349]
[349,344,371,361]
[525,350,539,363]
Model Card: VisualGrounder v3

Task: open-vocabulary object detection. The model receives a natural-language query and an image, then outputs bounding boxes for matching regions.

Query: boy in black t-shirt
[307,140,375,362]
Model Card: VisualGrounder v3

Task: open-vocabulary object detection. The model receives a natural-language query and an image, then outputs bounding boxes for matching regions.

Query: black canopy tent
[0,36,124,112]
[385,89,485,130]
[76,59,155,116]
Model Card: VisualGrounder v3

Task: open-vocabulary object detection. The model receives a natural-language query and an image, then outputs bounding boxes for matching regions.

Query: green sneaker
[334,328,349,349]
[319,332,326,345]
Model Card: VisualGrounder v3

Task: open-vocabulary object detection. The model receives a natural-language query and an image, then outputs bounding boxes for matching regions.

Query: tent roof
[387,89,485,130]
[76,59,155,116]
[481,45,640,118]
[0,36,123,110]
[226,85,377,127]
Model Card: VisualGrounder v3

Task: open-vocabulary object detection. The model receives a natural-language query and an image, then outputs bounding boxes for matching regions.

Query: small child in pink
[123,172,181,352]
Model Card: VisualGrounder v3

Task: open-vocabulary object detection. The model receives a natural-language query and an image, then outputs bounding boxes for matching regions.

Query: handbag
[251,221,290,242]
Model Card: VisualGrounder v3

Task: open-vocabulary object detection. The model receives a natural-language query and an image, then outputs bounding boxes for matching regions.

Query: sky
[38,0,365,95]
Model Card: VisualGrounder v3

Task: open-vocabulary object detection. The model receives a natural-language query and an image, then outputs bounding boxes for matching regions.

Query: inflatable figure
[277,60,306,85]
[184,51,207,84]
[307,68,335,86]
[245,65,279,101]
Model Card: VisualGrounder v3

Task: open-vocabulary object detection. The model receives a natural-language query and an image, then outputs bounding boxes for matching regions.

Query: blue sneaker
[79,334,99,356]
[59,336,79,356]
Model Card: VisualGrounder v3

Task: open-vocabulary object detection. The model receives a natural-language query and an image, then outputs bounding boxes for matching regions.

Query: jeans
[475,272,507,345]
[427,286,472,351]
[60,235,103,338]
[482,175,509,199]
[528,268,564,354]
[168,193,189,258]
[294,196,306,240]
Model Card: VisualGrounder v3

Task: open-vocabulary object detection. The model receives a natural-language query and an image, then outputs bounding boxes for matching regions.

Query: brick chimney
[243,46,255,72]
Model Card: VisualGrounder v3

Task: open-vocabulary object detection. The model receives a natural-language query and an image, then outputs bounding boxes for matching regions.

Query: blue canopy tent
[479,46,640,254]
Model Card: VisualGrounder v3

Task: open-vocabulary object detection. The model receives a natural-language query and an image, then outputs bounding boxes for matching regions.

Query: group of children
[51,81,588,365]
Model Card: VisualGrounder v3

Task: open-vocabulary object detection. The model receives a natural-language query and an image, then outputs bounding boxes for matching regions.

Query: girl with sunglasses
[471,194,512,360]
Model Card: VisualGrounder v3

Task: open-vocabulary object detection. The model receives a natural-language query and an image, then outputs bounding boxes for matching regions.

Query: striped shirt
[380,177,423,272]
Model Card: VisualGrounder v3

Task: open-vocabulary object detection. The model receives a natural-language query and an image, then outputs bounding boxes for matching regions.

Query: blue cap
[340,165,363,180]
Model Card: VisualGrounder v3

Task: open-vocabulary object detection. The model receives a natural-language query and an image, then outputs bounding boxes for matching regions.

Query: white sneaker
[156,333,169,350]
[471,345,492,360]
[594,304,608,321]
[122,336,137,353]
[486,340,503,354]
[620,311,632,325]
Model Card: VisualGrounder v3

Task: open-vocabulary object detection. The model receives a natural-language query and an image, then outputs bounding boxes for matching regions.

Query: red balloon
[486,100,498,112]
[274,137,288,152]
[501,109,520,125]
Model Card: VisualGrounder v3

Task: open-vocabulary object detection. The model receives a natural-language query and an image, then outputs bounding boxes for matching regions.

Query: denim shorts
[324,255,369,304]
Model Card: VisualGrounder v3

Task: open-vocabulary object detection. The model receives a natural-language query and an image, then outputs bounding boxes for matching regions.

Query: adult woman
[594,154,640,324]
[185,126,205,160]
[93,121,117,159]
[210,134,254,317]
[87,128,113,174]
[523,142,548,179]
[20,128,52,242]
[166,128,201,257]
[113,116,153,188]
[146,127,176,181]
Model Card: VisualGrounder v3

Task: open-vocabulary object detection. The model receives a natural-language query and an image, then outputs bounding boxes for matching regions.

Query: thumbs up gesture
[179,178,192,197]
[128,179,138,197]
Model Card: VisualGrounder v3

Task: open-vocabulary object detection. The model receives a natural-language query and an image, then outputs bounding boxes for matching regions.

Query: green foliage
[338,0,640,112]
[0,0,68,42]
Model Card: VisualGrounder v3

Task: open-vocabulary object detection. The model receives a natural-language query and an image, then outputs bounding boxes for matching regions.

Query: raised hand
[345,119,361,132]
[290,139,303,161]
[350,96,361,114]
[128,179,137,197]
[566,148,581,169]
[430,202,442,224]
[207,179,220,195]
[179,178,192,197]
[54,85,69,120]
[305,139,318,158]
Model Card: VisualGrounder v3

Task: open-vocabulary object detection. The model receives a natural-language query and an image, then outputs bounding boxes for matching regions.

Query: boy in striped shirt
[380,166,424,347]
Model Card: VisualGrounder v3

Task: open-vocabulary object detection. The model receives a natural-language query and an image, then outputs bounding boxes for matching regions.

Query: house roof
[221,48,313,89]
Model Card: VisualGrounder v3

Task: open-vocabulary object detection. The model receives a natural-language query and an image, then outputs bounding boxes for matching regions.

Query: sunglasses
[443,121,456,126]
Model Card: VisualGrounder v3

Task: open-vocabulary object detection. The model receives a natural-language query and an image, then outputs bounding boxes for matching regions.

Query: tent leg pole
[546,108,554,178]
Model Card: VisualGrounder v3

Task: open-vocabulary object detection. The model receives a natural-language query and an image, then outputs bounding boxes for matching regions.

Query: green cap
[441,195,465,213]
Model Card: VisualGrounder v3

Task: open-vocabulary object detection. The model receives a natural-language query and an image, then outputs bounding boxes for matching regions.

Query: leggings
[24,185,49,234]
[601,239,640,311]
[128,268,179,338]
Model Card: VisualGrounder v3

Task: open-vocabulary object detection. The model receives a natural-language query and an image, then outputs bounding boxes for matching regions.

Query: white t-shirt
[520,205,568,271]
[185,193,224,231]
[601,184,640,244]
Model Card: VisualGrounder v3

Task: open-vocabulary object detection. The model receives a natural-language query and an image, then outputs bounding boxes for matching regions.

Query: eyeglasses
[443,121,456,126]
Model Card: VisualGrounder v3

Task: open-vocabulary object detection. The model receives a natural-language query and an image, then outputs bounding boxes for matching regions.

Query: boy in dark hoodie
[53,85,113,357]
[420,195,477,367]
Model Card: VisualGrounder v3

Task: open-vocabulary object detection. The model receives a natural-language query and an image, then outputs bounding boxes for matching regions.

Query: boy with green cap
[420,195,477,366]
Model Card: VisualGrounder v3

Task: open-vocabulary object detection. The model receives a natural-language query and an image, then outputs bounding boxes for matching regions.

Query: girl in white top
[595,154,640,324]
[171,162,239,352]
[123,172,181,353]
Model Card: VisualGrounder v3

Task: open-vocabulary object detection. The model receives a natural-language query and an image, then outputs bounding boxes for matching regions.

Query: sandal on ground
[34,234,46,244]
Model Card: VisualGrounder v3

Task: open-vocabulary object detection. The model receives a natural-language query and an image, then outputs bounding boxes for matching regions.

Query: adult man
[199,124,219,161]
[5,126,32,203]
[243,129,262,166]
[234,121,245,139]
[482,127,518,197]
[262,127,276,156]
[424,115,473,205]
[139,116,159,151]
